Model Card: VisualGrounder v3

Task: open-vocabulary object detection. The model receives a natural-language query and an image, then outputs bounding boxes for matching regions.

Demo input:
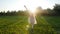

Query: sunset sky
[0,0,60,12]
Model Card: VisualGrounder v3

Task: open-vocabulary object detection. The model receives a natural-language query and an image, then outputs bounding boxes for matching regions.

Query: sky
[0,0,60,12]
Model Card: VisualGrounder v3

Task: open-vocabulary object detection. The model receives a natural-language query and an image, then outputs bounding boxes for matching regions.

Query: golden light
[29,8,36,14]
[8,0,50,13]
[9,0,51,15]
[1,0,53,12]
[24,5,36,14]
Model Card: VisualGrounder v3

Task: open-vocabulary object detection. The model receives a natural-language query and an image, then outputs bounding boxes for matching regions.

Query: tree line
[0,4,60,16]
[36,4,60,16]
[0,10,29,16]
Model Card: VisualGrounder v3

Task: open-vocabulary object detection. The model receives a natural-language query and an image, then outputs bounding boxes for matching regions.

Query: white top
[28,13,37,25]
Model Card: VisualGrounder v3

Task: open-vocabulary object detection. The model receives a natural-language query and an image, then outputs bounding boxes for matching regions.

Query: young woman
[24,5,37,28]
[28,13,37,28]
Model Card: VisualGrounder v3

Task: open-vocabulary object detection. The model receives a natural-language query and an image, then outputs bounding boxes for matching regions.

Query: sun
[17,0,49,14]
[24,5,36,14]
[29,8,36,14]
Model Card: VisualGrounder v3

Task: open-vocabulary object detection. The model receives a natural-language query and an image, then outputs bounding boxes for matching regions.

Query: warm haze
[0,0,60,12]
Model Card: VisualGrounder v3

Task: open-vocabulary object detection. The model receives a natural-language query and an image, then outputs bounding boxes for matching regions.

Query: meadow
[0,16,60,34]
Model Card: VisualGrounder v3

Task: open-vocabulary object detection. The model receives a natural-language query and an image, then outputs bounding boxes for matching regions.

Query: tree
[46,8,55,16]
[35,7,43,15]
[53,4,60,15]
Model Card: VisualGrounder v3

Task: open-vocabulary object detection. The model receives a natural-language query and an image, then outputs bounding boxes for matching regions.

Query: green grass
[34,16,60,34]
[0,16,28,34]
[0,16,60,34]
[44,16,60,27]
[43,16,60,34]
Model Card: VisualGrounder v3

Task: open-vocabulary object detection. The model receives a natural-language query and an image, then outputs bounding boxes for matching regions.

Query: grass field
[0,16,28,34]
[0,16,60,34]
[36,16,60,34]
